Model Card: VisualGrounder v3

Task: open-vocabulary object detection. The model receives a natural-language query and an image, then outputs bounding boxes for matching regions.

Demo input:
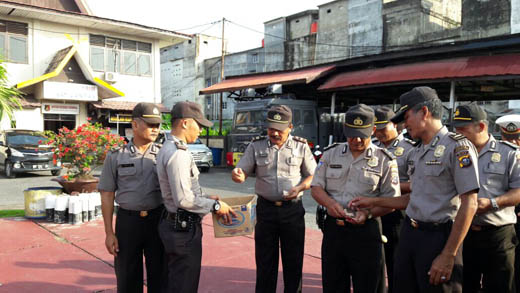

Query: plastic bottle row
[44,193,113,225]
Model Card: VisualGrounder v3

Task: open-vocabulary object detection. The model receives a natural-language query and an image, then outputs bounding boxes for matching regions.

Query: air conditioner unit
[104,72,118,83]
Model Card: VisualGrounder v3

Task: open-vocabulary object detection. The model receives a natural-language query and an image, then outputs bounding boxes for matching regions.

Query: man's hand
[476,198,492,214]
[105,233,119,256]
[326,201,348,218]
[231,168,246,183]
[349,196,376,210]
[208,195,221,200]
[428,252,455,285]
[284,185,302,201]
[216,201,239,225]
[345,210,368,225]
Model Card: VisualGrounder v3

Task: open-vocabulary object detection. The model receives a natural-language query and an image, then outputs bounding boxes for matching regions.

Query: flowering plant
[44,118,126,180]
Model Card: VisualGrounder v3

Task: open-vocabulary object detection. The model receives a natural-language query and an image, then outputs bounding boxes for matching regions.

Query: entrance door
[44,114,76,133]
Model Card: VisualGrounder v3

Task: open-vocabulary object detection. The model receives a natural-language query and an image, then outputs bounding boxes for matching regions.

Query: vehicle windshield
[234,110,266,132]
[7,133,47,146]
[191,138,203,145]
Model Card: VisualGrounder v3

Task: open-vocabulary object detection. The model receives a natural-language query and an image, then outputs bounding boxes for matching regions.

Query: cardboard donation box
[212,195,257,238]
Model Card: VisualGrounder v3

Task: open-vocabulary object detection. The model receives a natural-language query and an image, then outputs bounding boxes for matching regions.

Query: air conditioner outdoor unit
[104,72,118,83]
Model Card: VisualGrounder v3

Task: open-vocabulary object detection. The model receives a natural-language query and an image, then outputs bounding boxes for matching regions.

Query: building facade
[0,1,188,136]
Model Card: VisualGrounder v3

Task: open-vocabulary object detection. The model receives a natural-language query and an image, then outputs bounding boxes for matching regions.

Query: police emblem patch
[354,117,363,126]
[491,153,501,163]
[367,156,379,167]
[153,107,159,115]
[434,145,446,158]
[274,114,282,121]
[507,123,518,132]
[394,147,404,157]
[458,154,472,168]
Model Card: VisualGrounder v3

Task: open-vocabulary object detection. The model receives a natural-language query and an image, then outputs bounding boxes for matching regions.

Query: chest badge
[434,145,446,158]
[367,156,379,167]
[491,152,501,163]
[394,147,404,157]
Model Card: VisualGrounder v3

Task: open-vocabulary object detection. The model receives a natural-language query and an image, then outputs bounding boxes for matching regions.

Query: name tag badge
[330,164,342,169]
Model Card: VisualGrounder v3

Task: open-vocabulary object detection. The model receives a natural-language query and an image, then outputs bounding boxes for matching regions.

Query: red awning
[200,65,336,94]
[318,54,520,91]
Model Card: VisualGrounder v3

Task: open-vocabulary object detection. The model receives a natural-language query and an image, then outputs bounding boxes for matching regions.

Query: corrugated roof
[91,101,169,113]
[318,54,520,91]
[200,65,336,95]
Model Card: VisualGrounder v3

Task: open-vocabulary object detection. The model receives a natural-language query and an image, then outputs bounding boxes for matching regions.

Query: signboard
[109,114,132,124]
[42,103,80,115]
[510,100,520,109]
[43,81,98,101]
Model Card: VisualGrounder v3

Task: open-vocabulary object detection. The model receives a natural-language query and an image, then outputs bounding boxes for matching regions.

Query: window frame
[0,20,29,64]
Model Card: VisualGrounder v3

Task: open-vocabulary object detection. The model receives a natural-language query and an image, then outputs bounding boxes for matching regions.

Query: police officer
[231,105,316,293]
[156,101,236,293]
[99,102,165,293]
[497,114,520,146]
[373,106,416,293]
[497,114,520,293]
[350,87,480,292]
[451,103,520,292]
[311,104,400,293]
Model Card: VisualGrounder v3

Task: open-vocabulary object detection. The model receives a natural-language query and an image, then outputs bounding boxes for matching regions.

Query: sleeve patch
[458,154,472,168]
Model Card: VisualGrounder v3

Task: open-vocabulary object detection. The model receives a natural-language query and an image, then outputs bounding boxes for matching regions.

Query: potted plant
[44,118,126,194]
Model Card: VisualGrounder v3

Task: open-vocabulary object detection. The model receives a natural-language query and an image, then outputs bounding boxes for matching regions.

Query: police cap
[451,103,487,127]
[374,106,395,130]
[265,105,292,131]
[391,86,439,124]
[171,101,213,128]
[132,102,163,124]
[344,104,374,138]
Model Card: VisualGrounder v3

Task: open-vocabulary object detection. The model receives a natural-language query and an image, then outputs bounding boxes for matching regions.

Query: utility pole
[219,17,225,135]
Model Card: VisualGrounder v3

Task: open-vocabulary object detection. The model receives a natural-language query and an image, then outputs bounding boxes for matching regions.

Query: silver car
[188,138,213,172]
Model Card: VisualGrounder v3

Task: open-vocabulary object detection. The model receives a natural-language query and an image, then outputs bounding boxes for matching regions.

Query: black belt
[165,209,201,224]
[326,215,376,227]
[406,215,452,231]
[118,205,163,218]
[470,223,512,232]
[258,195,301,207]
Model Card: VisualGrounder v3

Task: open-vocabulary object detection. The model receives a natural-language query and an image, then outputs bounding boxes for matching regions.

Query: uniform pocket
[118,165,136,176]
[286,156,303,175]
[484,163,506,175]
[423,165,444,177]
[359,171,380,192]
[255,157,270,177]
[325,167,343,193]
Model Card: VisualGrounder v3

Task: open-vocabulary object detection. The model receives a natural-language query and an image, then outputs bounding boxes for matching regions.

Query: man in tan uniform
[232,105,316,293]
[311,104,400,293]
[452,103,520,292]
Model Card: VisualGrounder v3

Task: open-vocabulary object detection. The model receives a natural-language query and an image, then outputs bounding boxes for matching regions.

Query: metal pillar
[329,93,336,145]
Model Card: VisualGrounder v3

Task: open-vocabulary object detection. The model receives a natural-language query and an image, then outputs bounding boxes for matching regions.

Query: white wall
[513,0,520,34]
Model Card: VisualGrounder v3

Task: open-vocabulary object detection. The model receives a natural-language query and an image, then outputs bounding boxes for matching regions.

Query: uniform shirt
[405,126,480,223]
[311,142,401,208]
[373,133,416,181]
[156,135,214,216]
[237,135,317,202]
[98,140,162,211]
[473,136,520,226]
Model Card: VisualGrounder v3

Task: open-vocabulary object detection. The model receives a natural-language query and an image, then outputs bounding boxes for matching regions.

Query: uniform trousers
[381,210,404,293]
[394,216,462,293]
[515,207,520,293]
[115,206,165,293]
[463,224,517,293]
[158,215,202,293]
[321,216,384,293]
[255,196,305,293]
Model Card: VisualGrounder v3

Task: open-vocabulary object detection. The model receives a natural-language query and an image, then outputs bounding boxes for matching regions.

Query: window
[222,102,227,110]
[293,109,301,125]
[89,34,152,76]
[251,53,259,64]
[0,20,28,63]
[303,110,314,124]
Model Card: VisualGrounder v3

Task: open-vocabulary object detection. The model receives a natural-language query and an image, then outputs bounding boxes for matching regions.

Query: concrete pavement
[0,215,324,292]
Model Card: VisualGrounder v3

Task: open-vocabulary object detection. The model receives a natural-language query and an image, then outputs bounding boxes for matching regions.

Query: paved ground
[0,215,324,292]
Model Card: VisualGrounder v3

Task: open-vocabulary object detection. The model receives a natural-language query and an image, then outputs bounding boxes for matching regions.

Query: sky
[87,0,325,52]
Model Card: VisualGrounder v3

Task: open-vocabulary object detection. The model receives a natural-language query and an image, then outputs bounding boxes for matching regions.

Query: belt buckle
[336,219,345,226]
[139,210,148,218]
[410,218,419,229]
[275,201,283,207]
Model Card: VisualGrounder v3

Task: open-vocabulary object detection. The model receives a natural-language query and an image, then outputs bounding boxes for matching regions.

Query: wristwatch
[490,198,499,211]
[212,200,221,212]
[365,209,373,220]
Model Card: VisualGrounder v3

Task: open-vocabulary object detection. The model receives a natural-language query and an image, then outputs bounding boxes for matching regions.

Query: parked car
[156,132,213,172]
[0,129,62,178]
[188,138,213,172]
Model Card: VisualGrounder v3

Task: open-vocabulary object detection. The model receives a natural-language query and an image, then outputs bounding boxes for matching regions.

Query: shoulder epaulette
[381,148,396,160]
[174,141,188,150]
[252,136,267,142]
[404,138,417,146]
[323,143,340,152]
[500,140,520,150]
[154,142,162,148]
[449,133,466,141]
[110,146,121,153]
[292,136,307,144]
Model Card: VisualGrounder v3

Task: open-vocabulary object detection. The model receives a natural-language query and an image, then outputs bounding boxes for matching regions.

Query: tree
[0,60,22,126]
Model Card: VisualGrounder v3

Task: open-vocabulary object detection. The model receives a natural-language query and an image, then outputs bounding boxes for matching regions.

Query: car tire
[4,161,15,178]
[51,169,61,176]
